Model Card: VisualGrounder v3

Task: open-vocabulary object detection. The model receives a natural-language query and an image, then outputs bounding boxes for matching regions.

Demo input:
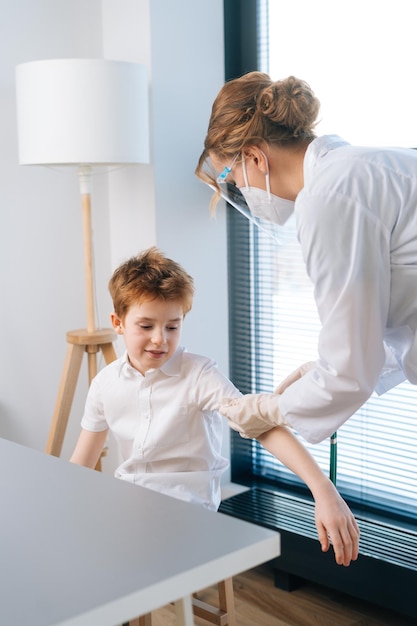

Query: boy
[70,247,359,566]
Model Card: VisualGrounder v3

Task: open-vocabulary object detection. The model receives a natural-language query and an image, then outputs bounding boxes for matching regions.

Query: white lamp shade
[16,58,150,166]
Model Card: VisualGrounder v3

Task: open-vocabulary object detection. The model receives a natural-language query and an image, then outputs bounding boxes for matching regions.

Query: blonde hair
[109,247,194,320]
[195,72,320,207]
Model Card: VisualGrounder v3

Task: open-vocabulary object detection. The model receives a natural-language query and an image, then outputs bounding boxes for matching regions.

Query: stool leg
[192,577,235,625]
[101,341,118,364]
[218,578,236,626]
[46,343,84,456]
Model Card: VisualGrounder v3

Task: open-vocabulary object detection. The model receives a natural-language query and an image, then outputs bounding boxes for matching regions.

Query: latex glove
[274,361,316,394]
[219,393,287,439]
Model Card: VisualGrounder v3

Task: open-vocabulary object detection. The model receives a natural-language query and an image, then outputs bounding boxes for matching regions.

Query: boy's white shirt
[81,346,241,511]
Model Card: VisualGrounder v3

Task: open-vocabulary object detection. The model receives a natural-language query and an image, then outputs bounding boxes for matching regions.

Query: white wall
[0,0,231,477]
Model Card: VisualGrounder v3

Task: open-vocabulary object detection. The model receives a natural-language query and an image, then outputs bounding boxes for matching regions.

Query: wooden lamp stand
[45,167,117,468]
[16,59,150,468]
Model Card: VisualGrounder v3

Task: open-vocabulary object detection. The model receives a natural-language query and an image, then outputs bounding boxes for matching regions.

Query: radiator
[219,487,417,619]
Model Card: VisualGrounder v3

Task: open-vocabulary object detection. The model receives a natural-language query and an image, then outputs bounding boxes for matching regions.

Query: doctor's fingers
[274,361,316,394]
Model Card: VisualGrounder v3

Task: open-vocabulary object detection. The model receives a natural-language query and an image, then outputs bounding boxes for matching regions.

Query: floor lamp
[16,58,150,464]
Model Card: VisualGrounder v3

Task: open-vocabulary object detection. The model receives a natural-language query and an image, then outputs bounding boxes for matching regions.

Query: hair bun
[257,76,320,137]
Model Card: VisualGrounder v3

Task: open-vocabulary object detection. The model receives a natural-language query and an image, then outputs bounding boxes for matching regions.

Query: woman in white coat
[196,71,417,445]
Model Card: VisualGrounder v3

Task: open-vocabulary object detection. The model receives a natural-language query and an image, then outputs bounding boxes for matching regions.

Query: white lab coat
[279,135,417,443]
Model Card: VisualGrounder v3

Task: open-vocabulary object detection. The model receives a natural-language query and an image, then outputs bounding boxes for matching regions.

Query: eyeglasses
[205,179,281,244]
[216,153,240,184]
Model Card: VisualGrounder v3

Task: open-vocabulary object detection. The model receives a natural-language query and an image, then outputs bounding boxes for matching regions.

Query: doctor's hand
[313,479,360,566]
[219,393,287,439]
[274,361,316,394]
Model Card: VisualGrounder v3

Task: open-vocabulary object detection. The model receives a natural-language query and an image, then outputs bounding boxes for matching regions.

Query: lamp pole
[78,165,96,333]
[46,168,118,461]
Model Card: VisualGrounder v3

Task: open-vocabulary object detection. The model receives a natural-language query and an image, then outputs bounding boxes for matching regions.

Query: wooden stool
[46,328,117,467]
[124,577,236,626]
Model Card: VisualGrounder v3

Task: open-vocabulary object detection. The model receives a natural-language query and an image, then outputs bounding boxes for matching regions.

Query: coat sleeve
[278,192,391,443]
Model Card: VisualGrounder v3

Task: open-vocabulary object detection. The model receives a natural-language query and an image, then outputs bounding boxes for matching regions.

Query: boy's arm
[257,426,360,567]
[69,428,109,469]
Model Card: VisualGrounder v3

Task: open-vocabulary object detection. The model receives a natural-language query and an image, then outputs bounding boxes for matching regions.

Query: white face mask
[239,152,295,226]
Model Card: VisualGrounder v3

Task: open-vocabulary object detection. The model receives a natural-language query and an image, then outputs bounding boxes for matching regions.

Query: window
[226,0,417,522]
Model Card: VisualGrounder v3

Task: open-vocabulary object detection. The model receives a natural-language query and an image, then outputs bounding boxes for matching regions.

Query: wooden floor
[148,564,415,626]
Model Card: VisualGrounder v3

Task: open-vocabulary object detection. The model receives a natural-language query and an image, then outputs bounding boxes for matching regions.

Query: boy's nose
[151,328,166,345]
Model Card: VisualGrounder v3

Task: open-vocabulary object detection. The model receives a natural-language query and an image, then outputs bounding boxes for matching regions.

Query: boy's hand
[313,480,360,566]
[220,393,287,438]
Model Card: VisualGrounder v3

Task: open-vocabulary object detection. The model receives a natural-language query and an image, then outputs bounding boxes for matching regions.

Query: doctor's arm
[257,426,360,566]
[221,197,390,443]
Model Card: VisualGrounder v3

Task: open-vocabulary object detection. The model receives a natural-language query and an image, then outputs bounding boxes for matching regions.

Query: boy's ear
[111,312,123,334]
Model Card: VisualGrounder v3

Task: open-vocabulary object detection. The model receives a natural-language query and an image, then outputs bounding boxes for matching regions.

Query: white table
[0,438,280,625]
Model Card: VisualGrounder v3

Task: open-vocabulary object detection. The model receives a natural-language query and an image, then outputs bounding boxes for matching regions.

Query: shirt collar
[303,135,350,186]
[119,346,185,379]
[159,345,184,376]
